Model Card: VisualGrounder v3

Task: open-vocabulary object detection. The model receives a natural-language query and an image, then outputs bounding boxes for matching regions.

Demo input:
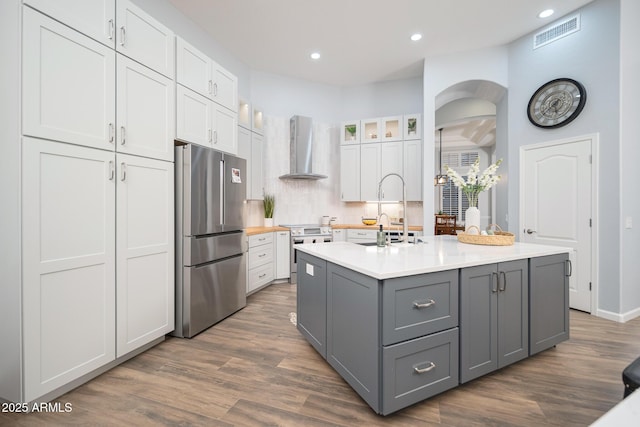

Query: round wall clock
[527,78,587,129]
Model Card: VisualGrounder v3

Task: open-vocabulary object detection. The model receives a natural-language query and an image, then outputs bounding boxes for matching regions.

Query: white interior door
[521,137,593,312]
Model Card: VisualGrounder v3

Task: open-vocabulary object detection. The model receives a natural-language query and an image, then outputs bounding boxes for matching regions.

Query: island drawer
[382,270,458,346]
[381,327,459,415]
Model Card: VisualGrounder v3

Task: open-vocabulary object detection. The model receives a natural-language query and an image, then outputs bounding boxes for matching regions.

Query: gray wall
[507,0,620,313]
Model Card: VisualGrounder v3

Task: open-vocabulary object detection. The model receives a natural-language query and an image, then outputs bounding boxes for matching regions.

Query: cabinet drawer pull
[208,80,213,94]
[258,253,266,258]
[565,259,572,277]
[120,126,126,145]
[413,299,435,309]
[258,273,266,279]
[108,161,115,180]
[258,237,266,241]
[108,122,114,143]
[213,82,218,96]
[499,271,506,292]
[108,19,114,40]
[120,162,126,182]
[357,232,366,236]
[119,26,126,46]
[413,362,435,374]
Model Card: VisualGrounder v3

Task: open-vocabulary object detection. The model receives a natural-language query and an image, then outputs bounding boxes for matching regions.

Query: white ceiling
[169,0,594,87]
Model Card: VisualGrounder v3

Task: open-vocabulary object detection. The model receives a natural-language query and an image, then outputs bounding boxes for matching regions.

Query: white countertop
[295,236,571,279]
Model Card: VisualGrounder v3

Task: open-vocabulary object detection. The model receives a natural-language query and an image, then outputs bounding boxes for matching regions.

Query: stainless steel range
[281,224,332,283]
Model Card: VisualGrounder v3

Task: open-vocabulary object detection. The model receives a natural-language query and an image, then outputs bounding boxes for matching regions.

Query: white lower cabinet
[22,138,116,401]
[276,231,291,280]
[332,229,347,242]
[21,137,174,401]
[247,233,275,294]
[116,154,174,357]
[347,229,377,244]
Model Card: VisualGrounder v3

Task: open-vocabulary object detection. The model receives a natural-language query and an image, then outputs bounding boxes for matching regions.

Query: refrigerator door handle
[220,159,225,225]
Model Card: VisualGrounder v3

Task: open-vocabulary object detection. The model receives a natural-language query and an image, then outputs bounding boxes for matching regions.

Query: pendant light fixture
[434,127,448,186]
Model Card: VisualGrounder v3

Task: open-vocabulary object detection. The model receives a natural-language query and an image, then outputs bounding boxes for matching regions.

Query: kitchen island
[295,236,571,415]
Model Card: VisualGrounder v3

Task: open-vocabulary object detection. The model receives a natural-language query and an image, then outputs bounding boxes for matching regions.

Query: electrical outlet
[625,216,633,229]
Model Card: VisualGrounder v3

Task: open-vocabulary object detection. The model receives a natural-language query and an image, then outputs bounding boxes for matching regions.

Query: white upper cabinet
[340,120,360,145]
[340,144,361,201]
[381,116,402,142]
[212,61,238,112]
[116,154,174,357]
[23,0,116,48]
[380,141,404,201]
[176,37,210,98]
[22,138,116,402]
[176,36,238,112]
[116,0,174,79]
[212,104,238,155]
[404,113,422,140]
[23,8,116,150]
[404,139,423,201]
[177,85,213,147]
[360,143,381,201]
[361,118,382,143]
[116,55,175,161]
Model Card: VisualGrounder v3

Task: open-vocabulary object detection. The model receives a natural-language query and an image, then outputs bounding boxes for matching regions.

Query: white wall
[620,0,640,317]
[507,0,621,314]
[422,47,509,234]
[340,77,424,119]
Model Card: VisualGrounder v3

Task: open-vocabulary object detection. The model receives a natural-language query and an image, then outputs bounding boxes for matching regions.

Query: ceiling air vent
[533,14,580,49]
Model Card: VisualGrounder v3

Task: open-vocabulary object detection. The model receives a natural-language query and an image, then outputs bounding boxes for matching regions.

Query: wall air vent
[533,14,580,49]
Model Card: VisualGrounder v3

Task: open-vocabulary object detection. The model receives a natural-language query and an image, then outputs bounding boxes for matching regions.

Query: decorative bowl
[362,217,377,226]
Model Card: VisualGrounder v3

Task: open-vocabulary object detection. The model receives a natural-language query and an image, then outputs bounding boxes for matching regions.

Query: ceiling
[169,0,594,87]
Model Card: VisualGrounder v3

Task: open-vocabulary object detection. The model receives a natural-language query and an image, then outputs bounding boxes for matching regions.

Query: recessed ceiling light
[410,33,422,41]
[310,52,321,60]
[538,9,554,18]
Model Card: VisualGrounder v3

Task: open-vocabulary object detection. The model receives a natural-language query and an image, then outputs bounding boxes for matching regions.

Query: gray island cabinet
[296,238,570,415]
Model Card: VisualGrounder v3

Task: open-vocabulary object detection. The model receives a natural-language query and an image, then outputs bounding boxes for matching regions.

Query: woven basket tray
[457,224,515,246]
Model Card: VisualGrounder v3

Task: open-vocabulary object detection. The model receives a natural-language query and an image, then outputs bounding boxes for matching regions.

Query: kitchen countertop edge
[331,224,423,231]
[246,226,290,236]
[295,236,571,280]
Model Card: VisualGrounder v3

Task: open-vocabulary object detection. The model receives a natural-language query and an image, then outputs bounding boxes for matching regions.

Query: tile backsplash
[245,115,423,227]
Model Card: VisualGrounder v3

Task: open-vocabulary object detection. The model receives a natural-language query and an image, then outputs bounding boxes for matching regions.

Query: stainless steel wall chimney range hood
[279,115,327,180]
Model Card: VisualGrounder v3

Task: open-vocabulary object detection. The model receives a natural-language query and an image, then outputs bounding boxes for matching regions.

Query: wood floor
[3,282,640,426]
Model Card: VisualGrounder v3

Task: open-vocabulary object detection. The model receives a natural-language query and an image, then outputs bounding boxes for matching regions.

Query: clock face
[527,78,586,129]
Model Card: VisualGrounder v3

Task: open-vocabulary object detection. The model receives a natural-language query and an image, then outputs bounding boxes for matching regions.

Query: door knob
[526,229,536,234]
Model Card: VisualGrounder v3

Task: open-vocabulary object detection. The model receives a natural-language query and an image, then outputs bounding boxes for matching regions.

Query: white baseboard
[596,307,640,323]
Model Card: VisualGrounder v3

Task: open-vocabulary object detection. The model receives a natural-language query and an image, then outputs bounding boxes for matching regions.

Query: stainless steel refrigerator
[174,143,247,338]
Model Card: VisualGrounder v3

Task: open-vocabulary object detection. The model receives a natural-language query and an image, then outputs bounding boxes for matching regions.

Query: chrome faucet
[377,173,408,242]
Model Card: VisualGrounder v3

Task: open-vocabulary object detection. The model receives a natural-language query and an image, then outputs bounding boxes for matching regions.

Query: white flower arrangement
[445,158,502,208]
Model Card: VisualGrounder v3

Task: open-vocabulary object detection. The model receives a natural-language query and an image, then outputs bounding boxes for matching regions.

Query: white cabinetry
[340,144,361,201]
[404,113,421,140]
[276,231,291,280]
[237,122,264,200]
[340,113,423,202]
[404,139,423,201]
[347,229,377,244]
[248,233,275,294]
[381,116,402,142]
[212,103,238,155]
[116,55,174,161]
[116,154,174,357]
[176,37,238,154]
[23,0,116,48]
[22,138,116,402]
[22,8,116,150]
[340,120,360,144]
[176,37,237,112]
[332,229,347,242]
[116,0,174,79]
[176,85,212,147]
